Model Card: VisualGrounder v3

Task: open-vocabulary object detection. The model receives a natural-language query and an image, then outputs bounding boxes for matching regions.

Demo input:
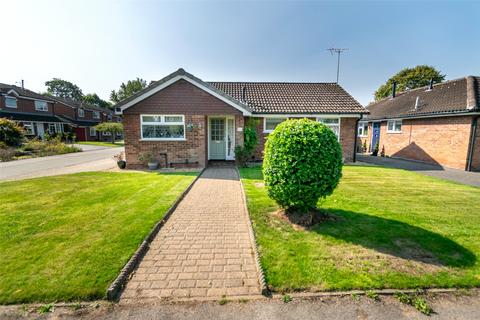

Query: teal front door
[209,118,226,160]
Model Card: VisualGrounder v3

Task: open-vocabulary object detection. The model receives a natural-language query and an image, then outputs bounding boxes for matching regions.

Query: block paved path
[121,166,262,303]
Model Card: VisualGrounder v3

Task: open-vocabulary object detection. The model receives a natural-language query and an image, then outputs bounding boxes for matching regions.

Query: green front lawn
[77,140,124,147]
[0,171,197,304]
[240,165,480,292]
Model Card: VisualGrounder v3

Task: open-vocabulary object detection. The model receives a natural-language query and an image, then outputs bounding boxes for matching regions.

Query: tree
[263,119,343,217]
[374,65,446,101]
[94,122,123,143]
[110,78,147,103]
[0,118,25,147]
[45,78,84,101]
[82,93,112,110]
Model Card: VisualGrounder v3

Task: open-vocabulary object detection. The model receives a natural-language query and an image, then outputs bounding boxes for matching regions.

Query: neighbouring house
[0,83,67,138]
[358,76,480,171]
[0,83,120,141]
[114,68,367,169]
[51,96,121,142]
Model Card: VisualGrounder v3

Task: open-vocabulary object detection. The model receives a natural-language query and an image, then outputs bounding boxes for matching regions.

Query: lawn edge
[236,167,269,297]
[106,168,205,301]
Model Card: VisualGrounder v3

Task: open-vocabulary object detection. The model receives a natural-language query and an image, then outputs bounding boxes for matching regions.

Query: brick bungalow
[358,76,480,171]
[115,68,367,169]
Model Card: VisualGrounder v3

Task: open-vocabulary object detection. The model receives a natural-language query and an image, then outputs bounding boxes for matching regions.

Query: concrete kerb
[106,168,206,301]
[235,166,270,297]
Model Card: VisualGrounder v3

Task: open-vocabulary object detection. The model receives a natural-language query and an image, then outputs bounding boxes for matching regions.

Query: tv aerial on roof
[327,48,348,84]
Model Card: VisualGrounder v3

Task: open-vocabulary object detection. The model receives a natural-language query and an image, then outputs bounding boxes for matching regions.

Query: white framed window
[5,96,17,108]
[55,123,63,133]
[264,117,287,133]
[387,120,402,133]
[358,121,369,137]
[34,100,48,111]
[140,114,185,140]
[317,117,340,140]
[48,123,56,133]
[93,111,100,119]
[22,122,34,135]
[103,131,111,136]
[90,127,97,136]
[78,108,84,117]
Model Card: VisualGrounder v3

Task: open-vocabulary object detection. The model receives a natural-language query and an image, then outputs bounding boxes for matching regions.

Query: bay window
[141,115,185,140]
[317,117,340,140]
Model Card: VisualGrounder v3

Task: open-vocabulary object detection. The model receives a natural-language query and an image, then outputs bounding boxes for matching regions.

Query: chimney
[426,78,434,91]
[241,86,247,102]
[414,96,420,110]
[392,81,397,98]
[21,79,24,90]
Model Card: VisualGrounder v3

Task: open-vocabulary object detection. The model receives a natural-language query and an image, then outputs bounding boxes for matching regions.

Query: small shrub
[263,119,343,212]
[235,145,250,167]
[0,118,24,147]
[282,294,292,303]
[22,137,81,157]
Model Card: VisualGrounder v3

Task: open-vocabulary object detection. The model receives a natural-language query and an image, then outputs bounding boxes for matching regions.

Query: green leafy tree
[374,65,446,101]
[110,78,147,103]
[263,119,342,212]
[82,93,112,110]
[94,122,123,143]
[45,78,83,101]
[0,118,25,147]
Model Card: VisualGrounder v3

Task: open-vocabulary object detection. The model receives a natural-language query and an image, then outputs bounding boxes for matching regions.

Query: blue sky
[1,0,479,105]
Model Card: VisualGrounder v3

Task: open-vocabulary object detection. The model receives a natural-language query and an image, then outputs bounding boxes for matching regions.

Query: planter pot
[117,160,126,169]
[147,161,159,170]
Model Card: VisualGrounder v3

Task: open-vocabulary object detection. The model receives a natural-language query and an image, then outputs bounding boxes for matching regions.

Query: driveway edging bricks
[106,168,205,301]
[236,167,269,296]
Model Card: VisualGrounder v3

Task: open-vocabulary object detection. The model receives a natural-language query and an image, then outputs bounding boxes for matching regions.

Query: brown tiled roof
[0,83,54,101]
[365,76,480,120]
[208,82,366,114]
[50,96,113,114]
[113,68,367,115]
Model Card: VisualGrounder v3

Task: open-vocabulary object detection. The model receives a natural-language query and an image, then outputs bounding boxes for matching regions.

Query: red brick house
[0,83,119,141]
[358,76,480,171]
[114,68,367,168]
[0,84,67,137]
[52,96,121,142]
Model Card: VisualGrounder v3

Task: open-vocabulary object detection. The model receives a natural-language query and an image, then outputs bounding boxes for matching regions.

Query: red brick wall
[377,116,473,170]
[123,80,243,168]
[1,96,54,114]
[124,80,242,116]
[53,102,76,118]
[470,117,480,171]
[248,116,357,163]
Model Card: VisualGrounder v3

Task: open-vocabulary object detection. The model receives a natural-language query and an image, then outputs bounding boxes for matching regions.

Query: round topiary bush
[263,118,343,213]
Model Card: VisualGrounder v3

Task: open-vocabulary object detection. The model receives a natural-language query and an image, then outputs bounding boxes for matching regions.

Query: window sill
[140,138,187,142]
[387,131,402,134]
[263,131,273,134]
[5,106,17,108]
[358,135,368,138]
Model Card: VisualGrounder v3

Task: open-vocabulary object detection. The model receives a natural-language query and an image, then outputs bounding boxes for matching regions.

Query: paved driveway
[0,145,123,181]
[357,154,480,187]
[121,166,262,303]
